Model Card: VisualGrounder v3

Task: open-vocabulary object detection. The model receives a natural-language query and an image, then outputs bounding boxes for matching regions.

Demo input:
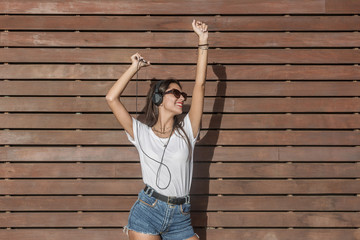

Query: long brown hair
[141,79,192,160]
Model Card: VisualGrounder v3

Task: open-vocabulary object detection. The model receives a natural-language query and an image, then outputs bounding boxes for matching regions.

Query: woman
[106,20,208,240]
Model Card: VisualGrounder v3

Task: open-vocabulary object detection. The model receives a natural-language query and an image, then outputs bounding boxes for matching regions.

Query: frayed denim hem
[123,225,159,237]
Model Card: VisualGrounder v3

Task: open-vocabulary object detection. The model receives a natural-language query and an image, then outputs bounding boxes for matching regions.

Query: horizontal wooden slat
[3,48,360,64]
[0,0,329,14]
[1,0,356,15]
[2,196,359,211]
[1,179,359,195]
[1,97,360,113]
[2,32,360,47]
[202,229,360,240]
[326,0,360,13]
[2,65,360,80]
[2,81,360,97]
[1,114,359,129]
[0,130,359,145]
[2,146,359,163]
[1,229,359,240]
[1,15,359,31]
[1,212,359,227]
[1,163,359,178]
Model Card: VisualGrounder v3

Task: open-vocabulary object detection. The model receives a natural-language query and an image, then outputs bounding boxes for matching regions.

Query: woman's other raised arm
[105,53,150,139]
[189,20,209,138]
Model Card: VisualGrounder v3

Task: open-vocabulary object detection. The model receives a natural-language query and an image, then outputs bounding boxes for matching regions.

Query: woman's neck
[153,114,174,134]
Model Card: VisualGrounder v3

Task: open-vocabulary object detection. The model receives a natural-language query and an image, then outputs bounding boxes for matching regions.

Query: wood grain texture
[1,97,359,112]
[2,64,360,80]
[2,48,360,64]
[1,32,359,47]
[1,1,359,238]
[1,15,359,31]
[1,179,359,195]
[0,130,359,145]
[1,114,359,129]
[2,163,359,178]
[0,229,359,240]
[2,196,360,211]
[1,212,359,227]
[2,146,359,162]
[2,81,360,96]
[0,0,327,14]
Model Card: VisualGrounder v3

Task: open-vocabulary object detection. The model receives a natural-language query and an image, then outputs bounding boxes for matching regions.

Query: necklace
[152,126,172,134]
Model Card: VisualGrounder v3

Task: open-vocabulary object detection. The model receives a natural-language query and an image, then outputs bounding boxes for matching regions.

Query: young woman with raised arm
[106,20,208,240]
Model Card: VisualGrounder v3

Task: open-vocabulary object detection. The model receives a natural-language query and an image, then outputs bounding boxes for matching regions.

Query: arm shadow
[191,63,227,239]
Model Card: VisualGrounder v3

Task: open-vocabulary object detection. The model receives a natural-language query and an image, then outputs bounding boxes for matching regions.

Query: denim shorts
[123,189,198,240]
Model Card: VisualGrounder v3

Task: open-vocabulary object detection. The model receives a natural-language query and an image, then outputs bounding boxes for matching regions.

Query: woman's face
[161,83,186,115]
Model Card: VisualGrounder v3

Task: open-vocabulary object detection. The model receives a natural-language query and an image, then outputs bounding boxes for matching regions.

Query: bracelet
[198,43,209,46]
[198,45,209,50]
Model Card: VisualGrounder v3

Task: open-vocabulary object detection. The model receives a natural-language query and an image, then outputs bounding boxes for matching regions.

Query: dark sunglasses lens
[181,92,187,100]
[172,89,181,98]
[173,89,187,100]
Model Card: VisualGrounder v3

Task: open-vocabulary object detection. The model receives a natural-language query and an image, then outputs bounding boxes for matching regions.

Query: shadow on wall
[191,64,227,240]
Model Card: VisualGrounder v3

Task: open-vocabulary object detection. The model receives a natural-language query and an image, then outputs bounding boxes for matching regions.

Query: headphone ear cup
[153,80,164,106]
[153,93,163,106]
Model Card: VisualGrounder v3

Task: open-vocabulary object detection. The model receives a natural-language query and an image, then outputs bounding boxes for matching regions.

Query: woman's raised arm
[105,53,150,139]
[189,20,209,138]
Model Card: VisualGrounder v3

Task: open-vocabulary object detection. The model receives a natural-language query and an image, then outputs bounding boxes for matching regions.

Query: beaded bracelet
[198,43,209,50]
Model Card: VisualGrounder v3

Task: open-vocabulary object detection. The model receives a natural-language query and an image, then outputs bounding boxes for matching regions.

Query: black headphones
[152,80,164,106]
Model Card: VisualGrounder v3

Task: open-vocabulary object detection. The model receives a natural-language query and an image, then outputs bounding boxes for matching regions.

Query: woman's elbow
[105,95,118,102]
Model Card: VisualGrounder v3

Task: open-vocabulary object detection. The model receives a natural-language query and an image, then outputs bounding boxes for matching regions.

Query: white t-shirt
[125,113,199,197]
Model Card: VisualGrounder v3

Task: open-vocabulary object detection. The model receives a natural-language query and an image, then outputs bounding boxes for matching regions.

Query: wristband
[198,45,209,50]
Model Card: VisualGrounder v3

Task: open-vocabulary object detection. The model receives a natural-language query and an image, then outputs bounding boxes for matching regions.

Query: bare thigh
[186,235,200,240]
[128,230,161,240]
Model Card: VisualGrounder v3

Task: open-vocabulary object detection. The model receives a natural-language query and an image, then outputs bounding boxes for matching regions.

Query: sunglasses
[163,89,187,101]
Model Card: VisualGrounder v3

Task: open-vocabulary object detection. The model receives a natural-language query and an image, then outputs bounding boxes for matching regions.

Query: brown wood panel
[1,163,359,179]
[2,146,359,163]
[2,81,360,97]
[1,15,359,31]
[1,130,359,145]
[0,1,359,238]
[0,0,327,14]
[203,229,360,240]
[2,65,360,80]
[326,0,360,13]
[1,114,359,129]
[0,229,359,240]
[1,212,359,228]
[198,212,360,228]
[3,48,360,64]
[2,32,360,47]
[1,97,359,113]
[2,196,359,211]
[1,179,359,195]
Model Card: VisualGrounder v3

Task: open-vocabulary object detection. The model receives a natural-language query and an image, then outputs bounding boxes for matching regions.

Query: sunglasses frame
[163,89,187,101]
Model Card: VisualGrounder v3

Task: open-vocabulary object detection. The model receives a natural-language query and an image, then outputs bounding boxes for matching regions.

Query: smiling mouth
[176,102,183,108]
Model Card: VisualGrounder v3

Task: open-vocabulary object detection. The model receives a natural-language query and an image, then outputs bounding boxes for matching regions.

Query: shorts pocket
[180,203,191,215]
[138,191,158,208]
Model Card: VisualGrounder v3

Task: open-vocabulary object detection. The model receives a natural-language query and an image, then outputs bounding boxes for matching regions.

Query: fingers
[193,19,208,32]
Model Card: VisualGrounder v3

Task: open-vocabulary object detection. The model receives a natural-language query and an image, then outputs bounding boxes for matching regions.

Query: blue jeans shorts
[123,189,198,240]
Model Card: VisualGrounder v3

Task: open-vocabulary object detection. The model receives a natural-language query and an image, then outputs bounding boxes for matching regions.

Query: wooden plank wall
[0,0,360,239]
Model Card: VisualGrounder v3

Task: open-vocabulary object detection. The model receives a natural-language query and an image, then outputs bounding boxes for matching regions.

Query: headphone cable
[135,60,172,190]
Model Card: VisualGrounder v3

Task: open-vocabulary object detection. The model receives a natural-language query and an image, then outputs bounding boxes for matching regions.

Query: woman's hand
[192,20,208,44]
[131,53,151,69]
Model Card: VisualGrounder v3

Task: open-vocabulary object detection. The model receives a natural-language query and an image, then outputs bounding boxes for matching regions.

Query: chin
[174,109,183,115]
